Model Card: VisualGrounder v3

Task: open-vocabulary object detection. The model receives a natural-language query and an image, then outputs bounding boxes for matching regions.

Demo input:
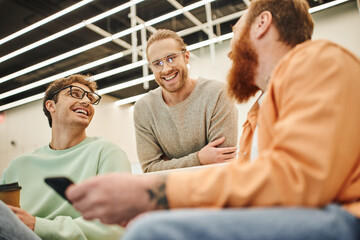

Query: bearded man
[67,1,360,239]
[133,29,238,173]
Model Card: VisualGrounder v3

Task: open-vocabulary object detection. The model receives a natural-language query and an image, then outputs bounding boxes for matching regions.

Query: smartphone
[44,177,74,203]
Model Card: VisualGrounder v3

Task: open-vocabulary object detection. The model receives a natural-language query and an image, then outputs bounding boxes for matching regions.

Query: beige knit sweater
[133,77,238,173]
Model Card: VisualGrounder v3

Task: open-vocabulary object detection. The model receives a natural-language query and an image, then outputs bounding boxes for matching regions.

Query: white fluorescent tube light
[0,0,145,64]
[0,37,112,84]
[1,0,347,112]
[309,0,350,13]
[115,93,147,106]
[0,23,296,111]
[0,0,93,46]
[144,0,215,27]
[84,0,144,25]
[187,32,233,51]
[216,32,234,42]
[93,60,148,81]
[0,0,211,85]
[0,52,124,100]
[183,0,214,12]
[0,93,44,112]
[188,38,217,51]
[0,23,85,64]
[0,0,212,85]
[0,31,233,104]
[112,24,145,39]
[145,10,183,26]
[0,75,154,112]
[98,75,155,95]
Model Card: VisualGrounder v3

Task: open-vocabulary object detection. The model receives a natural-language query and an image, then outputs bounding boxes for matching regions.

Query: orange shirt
[166,40,360,217]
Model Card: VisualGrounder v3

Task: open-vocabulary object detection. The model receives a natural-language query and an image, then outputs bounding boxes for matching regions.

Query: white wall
[1,1,359,174]
[312,0,360,56]
[0,100,50,172]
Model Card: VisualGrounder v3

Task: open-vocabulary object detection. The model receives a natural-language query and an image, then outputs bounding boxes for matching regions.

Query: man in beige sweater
[134,29,238,172]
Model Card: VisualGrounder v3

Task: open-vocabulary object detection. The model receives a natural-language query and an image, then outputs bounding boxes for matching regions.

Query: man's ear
[45,100,56,113]
[184,50,190,64]
[254,11,272,39]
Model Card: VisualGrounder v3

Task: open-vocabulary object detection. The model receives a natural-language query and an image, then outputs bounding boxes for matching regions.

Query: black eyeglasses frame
[49,85,101,105]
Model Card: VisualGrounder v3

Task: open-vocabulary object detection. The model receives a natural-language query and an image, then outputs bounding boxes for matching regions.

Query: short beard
[227,26,260,103]
[155,67,188,93]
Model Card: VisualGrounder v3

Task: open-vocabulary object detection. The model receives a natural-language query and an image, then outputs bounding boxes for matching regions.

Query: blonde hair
[146,29,187,58]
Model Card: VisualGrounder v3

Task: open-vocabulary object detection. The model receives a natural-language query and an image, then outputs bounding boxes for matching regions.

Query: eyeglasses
[149,50,186,71]
[50,85,101,105]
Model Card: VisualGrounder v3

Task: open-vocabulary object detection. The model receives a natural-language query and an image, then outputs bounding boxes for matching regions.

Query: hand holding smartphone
[44,177,74,203]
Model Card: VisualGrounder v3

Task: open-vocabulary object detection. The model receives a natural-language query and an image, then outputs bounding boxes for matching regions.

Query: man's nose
[80,95,91,104]
[162,61,172,72]
[227,51,232,59]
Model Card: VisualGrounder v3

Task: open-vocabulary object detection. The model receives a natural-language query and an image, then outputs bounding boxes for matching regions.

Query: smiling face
[147,38,190,93]
[46,82,95,129]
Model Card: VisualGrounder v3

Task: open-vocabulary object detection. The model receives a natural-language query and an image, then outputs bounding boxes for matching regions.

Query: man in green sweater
[0,74,131,240]
[134,29,238,172]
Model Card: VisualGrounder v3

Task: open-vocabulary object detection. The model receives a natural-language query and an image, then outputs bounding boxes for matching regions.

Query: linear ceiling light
[0,0,145,64]
[0,37,112,84]
[187,32,233,51]
[115,35,236,107]
[93,60,147,81]
[111,0,215,39]
[95,31,232,97]
[0,0,214,85]
[308,0,350,13]
[115,93,147,106]
[83,0,144,25]
[0,93,44,112]
[0,30,228,112]
[0,52,124,100]
[0,3,225,102]
[98,75,154,95]
[0,0,349,111]
[144,0,215,27]
[0,0,93,46]
[0,65,150,112]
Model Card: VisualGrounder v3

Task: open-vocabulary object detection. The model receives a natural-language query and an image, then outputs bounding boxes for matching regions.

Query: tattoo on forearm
[147,175,169,209]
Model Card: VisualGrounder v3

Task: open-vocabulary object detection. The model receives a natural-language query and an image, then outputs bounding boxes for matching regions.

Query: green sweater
[1,137,131,240]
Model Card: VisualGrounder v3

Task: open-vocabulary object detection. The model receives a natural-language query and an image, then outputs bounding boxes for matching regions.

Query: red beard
[227,26,260,103]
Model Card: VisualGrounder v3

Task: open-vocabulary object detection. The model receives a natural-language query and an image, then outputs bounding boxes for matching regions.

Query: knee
[123,212,171,240]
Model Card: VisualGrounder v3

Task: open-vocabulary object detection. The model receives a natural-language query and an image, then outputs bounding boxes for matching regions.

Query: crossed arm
[134,90,238,172]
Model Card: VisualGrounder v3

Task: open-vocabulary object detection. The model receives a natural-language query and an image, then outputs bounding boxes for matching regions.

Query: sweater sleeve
[0,171,5,184]
[34,140,131,240]
[166,41,360,209]
[134,83,238,173]
[207,87,238,147]
[97,142,132,175]
[134,101,200,172]
[35,216,123,240]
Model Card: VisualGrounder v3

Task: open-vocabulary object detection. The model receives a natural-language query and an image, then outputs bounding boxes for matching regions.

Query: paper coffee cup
[0,182,21,207]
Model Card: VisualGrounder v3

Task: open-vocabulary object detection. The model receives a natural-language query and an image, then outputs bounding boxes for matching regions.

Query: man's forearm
[142,153,200,172]
[147,175,169,210]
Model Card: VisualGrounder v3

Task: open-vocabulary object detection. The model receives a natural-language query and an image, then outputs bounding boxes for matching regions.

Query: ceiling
[0,0,344,111]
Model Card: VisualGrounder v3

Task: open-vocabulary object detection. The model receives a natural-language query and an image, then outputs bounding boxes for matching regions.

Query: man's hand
[7,205,36,231]
[198,137,237,165]
[66,173,167,225]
